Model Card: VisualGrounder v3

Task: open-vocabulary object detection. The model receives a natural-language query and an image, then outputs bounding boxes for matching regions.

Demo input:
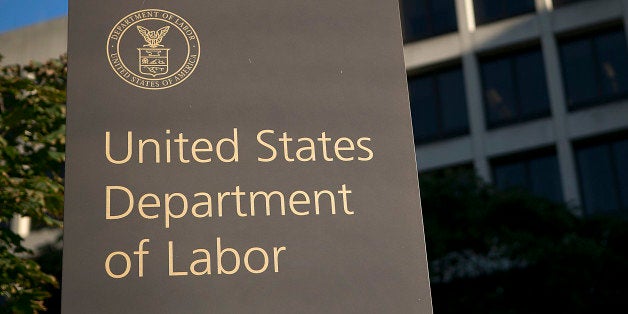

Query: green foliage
[0,55,66,313]
[421,169,628,313]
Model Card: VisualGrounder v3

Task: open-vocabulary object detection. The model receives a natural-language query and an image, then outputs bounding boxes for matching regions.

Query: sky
[0,0,68,33]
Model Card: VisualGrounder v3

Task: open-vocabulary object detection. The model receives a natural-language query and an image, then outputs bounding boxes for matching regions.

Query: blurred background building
[1,0,627,238]
[401,0,628,217]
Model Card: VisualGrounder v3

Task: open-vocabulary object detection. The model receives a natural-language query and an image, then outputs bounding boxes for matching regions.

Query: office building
[401,0,628,215]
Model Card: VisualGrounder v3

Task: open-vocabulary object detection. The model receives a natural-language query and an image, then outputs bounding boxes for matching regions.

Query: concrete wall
[0,17,67,65]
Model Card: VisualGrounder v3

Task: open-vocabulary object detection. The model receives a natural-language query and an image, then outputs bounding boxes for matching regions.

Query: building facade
[402,0,628,216]
[0,17,67,65]
[1,0,627,221]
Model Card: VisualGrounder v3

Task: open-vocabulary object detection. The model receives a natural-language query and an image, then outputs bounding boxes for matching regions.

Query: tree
[0,55,66,313]
[420,169,628,313]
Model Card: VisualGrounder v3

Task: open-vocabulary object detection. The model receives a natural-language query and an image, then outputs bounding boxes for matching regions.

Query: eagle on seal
[137,25,170,48]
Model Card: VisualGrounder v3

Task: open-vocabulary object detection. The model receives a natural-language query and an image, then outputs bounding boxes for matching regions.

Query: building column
[10,214,31,238]
[536,0,583,210]
[456,0,491,181]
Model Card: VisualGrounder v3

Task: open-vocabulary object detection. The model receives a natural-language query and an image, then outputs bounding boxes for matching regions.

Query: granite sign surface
[63,0,432,312]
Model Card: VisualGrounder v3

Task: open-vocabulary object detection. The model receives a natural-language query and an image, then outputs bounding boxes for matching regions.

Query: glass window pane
[482,58,517,125]
[401,0,457,41]
[554,0,590,8]
[401,0,430,42]
[594,30,628,99]
[408,77,439,141]
[514,50,550,117]
[576,145,619,214]
[507,0,536,17]
[474,0,535,25]
[430,0,457,35]
[529,155,564,203]
[474,0,503,25]
[437,69,469,134]
[494,162,526,190]
[613,139,628,210]
[560,39,598,107]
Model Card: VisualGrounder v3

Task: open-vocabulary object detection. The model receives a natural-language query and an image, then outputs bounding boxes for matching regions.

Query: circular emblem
[106,9,200,90]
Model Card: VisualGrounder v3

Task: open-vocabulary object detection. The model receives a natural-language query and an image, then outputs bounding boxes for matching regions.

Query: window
[480,47,551,127]
[553,0,590,8]
[420,163,474,179]
[419,164,476,193]
[473,0,536,25]
[400,0,457,42]
[492,151,564,203]
[408,66,469,143]
[575,137,628,215]
[559,26,628,109]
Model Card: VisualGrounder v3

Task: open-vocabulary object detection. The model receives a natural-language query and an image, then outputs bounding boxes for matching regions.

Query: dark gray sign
[63,0,432,312]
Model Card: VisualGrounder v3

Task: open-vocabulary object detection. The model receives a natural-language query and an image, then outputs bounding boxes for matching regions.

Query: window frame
[479,45,552,129]
[557,23,628,110]
[574,133,628,216]
[490,148,564,203]
[407,64,470,144]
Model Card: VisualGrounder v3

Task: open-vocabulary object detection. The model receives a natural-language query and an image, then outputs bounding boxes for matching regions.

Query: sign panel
[63,0,432,312]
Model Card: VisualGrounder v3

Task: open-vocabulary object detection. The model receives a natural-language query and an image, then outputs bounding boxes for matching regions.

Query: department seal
[106,9,200,90]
